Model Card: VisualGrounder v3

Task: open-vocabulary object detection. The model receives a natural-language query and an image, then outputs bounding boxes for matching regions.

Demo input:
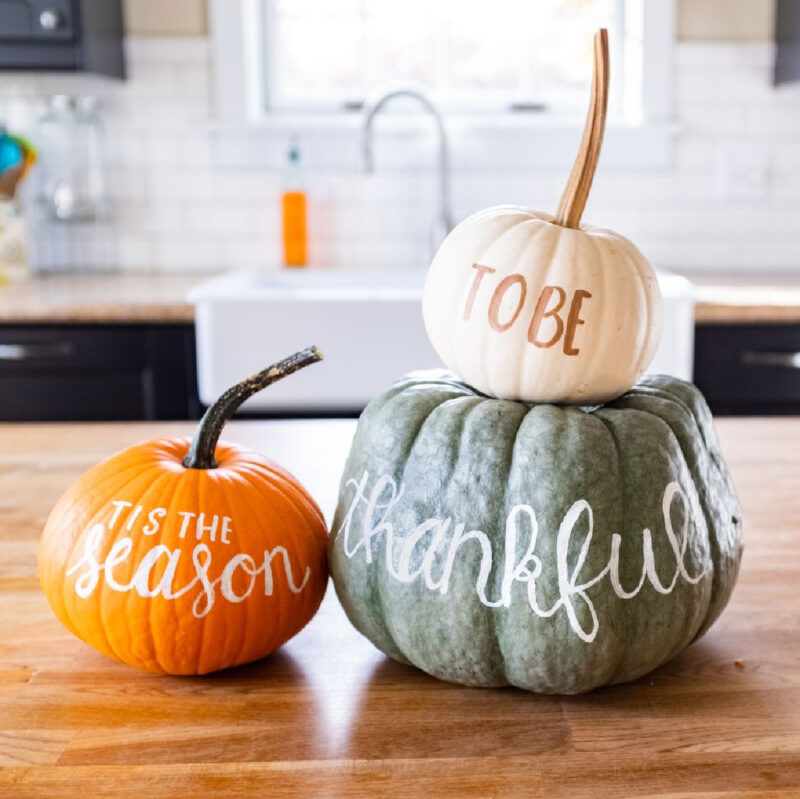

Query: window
[263,0,627,115]
[211,0,675,164]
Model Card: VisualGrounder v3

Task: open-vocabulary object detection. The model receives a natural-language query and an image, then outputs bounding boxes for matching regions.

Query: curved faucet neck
[360,87,453,251]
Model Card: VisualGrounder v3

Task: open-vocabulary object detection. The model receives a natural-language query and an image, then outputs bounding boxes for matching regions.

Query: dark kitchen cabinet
[776,0,800,85]
[0,0,125,77]
[694,323,800,415]
[0,324,200,421]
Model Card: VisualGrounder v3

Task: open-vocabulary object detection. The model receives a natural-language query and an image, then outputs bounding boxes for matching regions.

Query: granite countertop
[694,277,800,323]
[0,417,798,795]
[0,272,207,324]
[2,271,800,325]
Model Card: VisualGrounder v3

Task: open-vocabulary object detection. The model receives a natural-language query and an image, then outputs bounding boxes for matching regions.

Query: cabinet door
[0,324,198,421]
[694,324,800,415]
[145,325,200,420]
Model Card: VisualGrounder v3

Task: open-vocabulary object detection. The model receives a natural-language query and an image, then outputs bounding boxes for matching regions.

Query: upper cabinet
[0,0,125,78]
[775,0,800,84]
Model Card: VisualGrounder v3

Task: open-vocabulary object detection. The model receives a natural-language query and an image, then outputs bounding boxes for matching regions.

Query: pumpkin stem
[554,29,610,230]
[182,345,323,469]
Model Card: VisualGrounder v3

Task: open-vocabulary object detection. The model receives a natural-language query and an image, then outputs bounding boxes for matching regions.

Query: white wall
[123,0,208,36]
[677,0,775,41]
[1,36,799,274]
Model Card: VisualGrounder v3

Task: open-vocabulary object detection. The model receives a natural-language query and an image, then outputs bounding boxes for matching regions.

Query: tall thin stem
[554,29,610,229]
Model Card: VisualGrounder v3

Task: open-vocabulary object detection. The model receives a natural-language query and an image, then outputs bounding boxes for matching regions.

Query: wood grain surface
[1,418,799,798]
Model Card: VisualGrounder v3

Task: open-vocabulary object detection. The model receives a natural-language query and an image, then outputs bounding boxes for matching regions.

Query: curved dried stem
[183,346,323,469]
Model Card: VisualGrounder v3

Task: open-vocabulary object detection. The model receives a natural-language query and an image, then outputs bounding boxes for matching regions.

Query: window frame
[212,0,675,124]
[259,0,629,116]
[209,0,676,170]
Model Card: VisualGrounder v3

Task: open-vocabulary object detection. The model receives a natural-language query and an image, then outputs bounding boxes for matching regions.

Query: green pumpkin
[330,371,742,694]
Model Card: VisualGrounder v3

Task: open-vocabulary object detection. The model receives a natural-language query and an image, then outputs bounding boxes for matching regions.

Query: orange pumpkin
[39,347,328,675]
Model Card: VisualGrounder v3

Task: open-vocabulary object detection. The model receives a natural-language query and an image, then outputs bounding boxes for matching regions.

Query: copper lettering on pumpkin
[464,263,496,320]
[564,289,592,356]
[488,274,527,332]
[462,265,592,356]
[527,285,566,348]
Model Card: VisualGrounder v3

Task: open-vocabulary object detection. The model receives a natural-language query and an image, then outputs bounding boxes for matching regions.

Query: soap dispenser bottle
[281,137,307,267]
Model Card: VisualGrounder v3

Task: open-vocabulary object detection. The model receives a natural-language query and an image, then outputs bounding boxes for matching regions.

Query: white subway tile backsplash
[195,204,263,236]
[217,234,280,270]
[676,71,714,106]
[8,38,800,273]
[124,37,210,66]
[110,96,211,131]
[747,106,800,136]
[674,137,717,171]
[680,104,749,137]
[149,170,216,203]
[772,141,800,170]
[745,235,800,268]
[106,167,150,202]
[709,205,800,236]
[154,234,219,271]
[115,63,179,97]
[676,172,718,203]
[214,172,279,203]
[771,170,800,201]
[115,233,156,270]
[600,173,680,204]
[173,136,214,170]
[671,235,761,270]
[146,134,182,167]
[676,43,742,69]
[142,202,186,234]
[174,64,211,98]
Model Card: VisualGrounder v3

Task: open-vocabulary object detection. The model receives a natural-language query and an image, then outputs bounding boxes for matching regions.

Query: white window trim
[258,0,630,116]
[209,0,677,169]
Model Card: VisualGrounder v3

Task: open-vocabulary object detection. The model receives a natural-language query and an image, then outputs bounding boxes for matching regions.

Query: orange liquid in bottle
[282,191,307,267]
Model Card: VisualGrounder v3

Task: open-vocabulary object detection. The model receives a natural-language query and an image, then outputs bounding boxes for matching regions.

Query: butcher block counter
[1,417,799,798]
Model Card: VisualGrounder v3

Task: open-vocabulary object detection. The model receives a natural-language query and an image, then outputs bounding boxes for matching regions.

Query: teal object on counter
[329,371,743,694]
[0,132,24,174]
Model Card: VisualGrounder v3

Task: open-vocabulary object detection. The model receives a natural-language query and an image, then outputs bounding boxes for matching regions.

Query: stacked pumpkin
[329,30,743,693]
[39,29,742,694]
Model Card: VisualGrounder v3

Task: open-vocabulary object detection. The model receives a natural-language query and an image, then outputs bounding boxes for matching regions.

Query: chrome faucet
[360,87,453,255]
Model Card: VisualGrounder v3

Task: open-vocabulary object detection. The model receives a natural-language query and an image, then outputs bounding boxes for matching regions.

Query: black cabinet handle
[0,342,75,361]
[741,350,800,369]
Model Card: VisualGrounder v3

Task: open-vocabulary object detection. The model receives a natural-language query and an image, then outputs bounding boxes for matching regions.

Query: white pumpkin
[422,29,664,405]
[422,207,662,404]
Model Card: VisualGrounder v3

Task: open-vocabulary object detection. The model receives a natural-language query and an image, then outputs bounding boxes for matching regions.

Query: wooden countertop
[1,417,800,797]
[2,271,800,325]
[0,273,205,324]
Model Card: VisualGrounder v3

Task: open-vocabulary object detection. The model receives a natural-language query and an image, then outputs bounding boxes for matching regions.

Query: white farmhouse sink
[189,269,694,413]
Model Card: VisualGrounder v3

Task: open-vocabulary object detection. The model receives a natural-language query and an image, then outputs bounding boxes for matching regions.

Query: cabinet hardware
[0,342,75,361]
[39,8,62,31]
[741,350,800,369]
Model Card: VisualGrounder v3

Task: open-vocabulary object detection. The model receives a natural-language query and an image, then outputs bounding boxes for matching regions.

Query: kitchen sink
[189,269,438,413]
[189,269,694,413]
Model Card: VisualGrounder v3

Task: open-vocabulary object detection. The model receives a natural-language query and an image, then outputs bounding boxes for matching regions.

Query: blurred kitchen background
[1,0,800,420]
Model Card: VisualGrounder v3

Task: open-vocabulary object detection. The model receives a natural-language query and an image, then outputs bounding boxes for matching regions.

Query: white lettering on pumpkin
[65,501,312,618]
[142,507,167,536]
[338,471,710,643]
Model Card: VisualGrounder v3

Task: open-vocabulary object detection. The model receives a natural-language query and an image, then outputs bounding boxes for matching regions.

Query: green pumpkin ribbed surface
[329,372,742,694]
